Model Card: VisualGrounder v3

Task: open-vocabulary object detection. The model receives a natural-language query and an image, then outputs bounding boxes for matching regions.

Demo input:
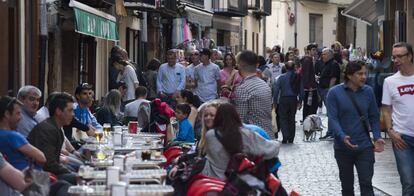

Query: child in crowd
[174,103,195,143]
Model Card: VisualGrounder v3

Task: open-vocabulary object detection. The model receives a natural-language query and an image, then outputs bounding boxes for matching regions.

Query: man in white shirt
[382,42,414,196]
[263,52,284,86]
[156,49,186,108]
[125,86,150,119]
[193,48,221,103]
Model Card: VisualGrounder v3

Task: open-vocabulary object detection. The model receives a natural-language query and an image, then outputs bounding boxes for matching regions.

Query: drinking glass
[95,130,104,145]
[103,123,111,137]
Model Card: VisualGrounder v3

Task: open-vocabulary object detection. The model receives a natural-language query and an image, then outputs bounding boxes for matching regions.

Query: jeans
[334,147,375,196]
[279,97,297,143]
[319,87,332,136]
[58,173,78,185]
[275,104,281,133]
[302,89,319,121]
[319,87,329,106]
[393,134,414,196]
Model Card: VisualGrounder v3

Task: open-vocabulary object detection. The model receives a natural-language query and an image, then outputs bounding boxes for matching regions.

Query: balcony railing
[252,0,271,16]
[248,0,260,10]
[75,0,115,8]
[159,0,178,15]
[180,0,204,8]
[212,0,248,17]
[124,0,157,10]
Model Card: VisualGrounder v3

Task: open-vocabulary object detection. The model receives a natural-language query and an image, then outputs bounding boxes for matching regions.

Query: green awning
[70,0,118,41]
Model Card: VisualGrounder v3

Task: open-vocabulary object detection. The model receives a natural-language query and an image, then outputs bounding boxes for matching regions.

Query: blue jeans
[319,87,329,106]
[319,87,331,136]
[334,148,375,196]
[393,134,414,196]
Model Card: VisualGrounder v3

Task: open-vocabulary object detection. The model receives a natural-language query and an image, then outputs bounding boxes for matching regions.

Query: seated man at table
[28,92,78,184]
[124,86,151,124]
[173,103,195,143]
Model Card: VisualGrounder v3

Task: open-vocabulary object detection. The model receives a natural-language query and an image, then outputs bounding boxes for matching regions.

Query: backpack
[137,101,151,132]
[130,61,148,87]
[142,99,175,133]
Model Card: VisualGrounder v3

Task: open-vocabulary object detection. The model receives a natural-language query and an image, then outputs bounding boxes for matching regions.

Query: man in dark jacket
[28,92,77,184]
[317,48,341,140]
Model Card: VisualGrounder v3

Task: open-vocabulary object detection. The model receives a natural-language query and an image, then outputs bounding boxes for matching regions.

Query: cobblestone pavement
[275,109,401,196]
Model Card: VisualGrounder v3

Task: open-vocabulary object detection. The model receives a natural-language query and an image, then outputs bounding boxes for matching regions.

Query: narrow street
[277,109,402,196]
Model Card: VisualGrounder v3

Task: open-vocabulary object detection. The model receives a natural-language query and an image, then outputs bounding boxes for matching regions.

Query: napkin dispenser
[106,166,120,187]
[110,182,127,196]
[113,132,123,146]
[113,155,125,172]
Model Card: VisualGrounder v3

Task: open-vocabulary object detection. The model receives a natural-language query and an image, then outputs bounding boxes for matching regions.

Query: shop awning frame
[69,0,119,41]
[341,0,377,26]
[183,4,213,27]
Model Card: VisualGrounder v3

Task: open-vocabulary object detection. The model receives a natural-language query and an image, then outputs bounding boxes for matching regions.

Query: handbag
[344,87,374,145]
[220,70,238,99]
[22,161,51,196]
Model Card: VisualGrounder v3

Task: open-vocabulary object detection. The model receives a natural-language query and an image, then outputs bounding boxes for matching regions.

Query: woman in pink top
[219,53,242,99]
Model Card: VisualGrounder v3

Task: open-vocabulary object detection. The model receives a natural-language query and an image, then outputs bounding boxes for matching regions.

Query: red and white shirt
[382,71,414,137]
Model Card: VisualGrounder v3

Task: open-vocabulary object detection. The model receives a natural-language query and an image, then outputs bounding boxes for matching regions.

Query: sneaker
[319,135,334,140]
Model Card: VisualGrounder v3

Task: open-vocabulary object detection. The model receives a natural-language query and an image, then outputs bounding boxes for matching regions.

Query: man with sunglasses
[15,85,42,137]
[382,42,414,196]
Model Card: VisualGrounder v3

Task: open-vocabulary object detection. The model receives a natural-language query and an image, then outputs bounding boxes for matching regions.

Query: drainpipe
[263,16,266,55]
[39,0,47,104]
[294,0,297,48]
[240,19,244,50]
[383,0,391,58]
[141,12,148,68]
[19,0,25,86]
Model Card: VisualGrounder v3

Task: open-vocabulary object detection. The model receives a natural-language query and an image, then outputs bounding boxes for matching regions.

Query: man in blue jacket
[326,60,385,196]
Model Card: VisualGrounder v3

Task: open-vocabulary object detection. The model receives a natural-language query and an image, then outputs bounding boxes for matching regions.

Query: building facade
[266,0,367,55]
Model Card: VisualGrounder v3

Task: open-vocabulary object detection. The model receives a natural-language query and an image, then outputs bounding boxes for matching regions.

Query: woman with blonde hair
[96,89,123,126]
[197,101,221,156]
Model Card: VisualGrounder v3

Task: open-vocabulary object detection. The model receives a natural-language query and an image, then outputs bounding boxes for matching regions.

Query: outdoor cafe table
[83,143,164,154]
[91,156,167,169]
[81,169,167,184]
[124,133,165,138]
[68,184,174,195]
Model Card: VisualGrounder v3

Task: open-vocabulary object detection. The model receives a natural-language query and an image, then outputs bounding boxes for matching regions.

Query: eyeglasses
[391,53,409,61]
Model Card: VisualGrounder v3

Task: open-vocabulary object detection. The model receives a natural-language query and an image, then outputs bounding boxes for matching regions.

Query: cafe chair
[163,146,183,166]
[186,181,225,196]
[266,174,281,196]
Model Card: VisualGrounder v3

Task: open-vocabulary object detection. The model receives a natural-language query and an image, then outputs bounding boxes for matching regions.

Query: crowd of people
[0,40,413,196]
